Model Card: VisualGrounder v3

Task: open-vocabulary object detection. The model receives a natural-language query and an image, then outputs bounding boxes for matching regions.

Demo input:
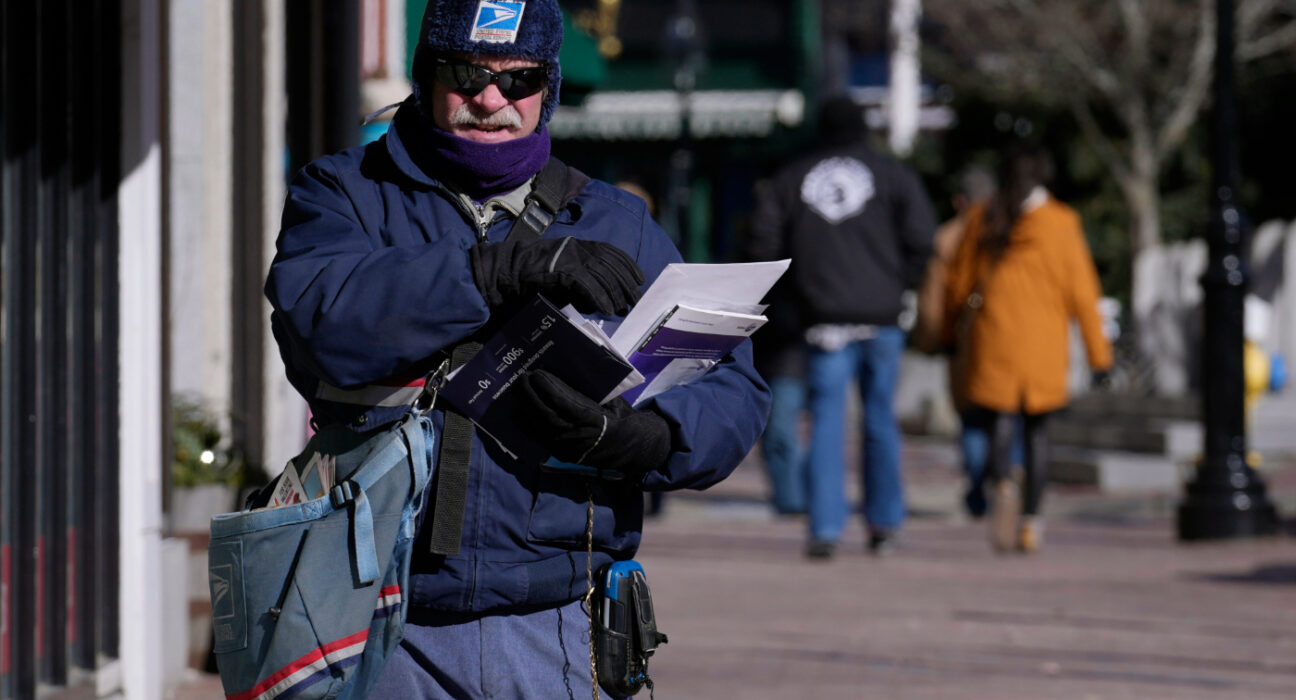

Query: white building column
[168,0,234,420]
[119,0,165,698]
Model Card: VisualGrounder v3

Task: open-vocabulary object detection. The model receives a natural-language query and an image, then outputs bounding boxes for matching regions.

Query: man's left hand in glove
[514,369,671,479]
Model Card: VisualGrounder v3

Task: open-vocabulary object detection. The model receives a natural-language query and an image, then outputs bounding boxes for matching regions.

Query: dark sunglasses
[433,58,547,100]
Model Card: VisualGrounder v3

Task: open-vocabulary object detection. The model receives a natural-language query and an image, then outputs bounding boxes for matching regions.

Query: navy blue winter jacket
[265,103,770,613]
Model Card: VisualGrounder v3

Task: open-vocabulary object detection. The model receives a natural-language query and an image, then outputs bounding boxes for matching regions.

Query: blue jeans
[761,375,808,514]
[371,598,625,699]
[805,326,906,541]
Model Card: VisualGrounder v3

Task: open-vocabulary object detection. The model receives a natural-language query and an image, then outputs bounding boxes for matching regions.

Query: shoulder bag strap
[955,243,1007,344]
[506,156,591,243]
[328,416,425,584]
[428,157,589,556]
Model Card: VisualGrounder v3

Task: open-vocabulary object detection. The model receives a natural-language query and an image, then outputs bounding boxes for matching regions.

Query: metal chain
[584,482,601,700]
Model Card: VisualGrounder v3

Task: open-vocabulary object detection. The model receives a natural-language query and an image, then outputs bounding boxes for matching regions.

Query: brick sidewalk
[173,437,1296,699]
[632,439,1296,699]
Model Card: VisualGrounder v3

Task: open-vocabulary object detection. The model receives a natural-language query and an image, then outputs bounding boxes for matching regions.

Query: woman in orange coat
[943,146,1112,552]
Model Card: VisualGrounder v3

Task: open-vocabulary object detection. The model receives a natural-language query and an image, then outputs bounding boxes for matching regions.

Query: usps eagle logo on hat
[471,1,527,44]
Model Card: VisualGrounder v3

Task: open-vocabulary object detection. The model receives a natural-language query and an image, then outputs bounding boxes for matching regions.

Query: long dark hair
[982,145,1055,256]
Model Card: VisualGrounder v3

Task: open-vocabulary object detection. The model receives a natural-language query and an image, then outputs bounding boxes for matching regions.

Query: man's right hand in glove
[471,236,644,315]
[514,369,671,480]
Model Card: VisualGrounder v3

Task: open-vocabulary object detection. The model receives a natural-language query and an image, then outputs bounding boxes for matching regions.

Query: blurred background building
[2,1,1293,698]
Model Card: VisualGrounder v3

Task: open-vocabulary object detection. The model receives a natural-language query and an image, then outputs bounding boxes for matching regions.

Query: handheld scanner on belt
[594,560,668,696]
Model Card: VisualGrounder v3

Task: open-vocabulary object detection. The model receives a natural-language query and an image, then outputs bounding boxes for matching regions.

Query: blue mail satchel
[207,412,434,700]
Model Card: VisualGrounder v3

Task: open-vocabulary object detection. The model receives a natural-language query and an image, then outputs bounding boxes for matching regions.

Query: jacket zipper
[457,192,495,242]
[427,181,495,242]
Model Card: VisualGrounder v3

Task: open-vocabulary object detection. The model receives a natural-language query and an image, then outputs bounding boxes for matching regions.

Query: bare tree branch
[922,0,1296,270]
[1238,0,1281,43]
[999,0,1123,99]
[1068,95,1131,184]
[1156,0,1216,159]
[1239,22,1296,60]
[1117,0,1149,62]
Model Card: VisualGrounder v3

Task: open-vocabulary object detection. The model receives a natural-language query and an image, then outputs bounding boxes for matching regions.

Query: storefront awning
[549,89,806,141]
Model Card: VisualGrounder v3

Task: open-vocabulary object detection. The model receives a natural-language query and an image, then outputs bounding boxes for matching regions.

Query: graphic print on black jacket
[746,142,937,327]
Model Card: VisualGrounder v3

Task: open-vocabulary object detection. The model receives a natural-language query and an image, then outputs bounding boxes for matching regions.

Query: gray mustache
[450,105,522,129]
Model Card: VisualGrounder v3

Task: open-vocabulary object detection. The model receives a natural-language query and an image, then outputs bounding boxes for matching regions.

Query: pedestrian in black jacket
[744,96,936,558]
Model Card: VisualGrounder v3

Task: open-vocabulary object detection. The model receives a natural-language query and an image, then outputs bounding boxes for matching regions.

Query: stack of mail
[265,451,336,508]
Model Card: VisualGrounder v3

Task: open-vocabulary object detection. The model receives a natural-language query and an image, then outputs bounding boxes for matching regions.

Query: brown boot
[989,478,1020,553]
[1017,517,1044,554]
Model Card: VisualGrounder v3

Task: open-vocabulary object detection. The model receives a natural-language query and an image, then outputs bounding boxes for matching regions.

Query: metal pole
[662,0,703,255]
[1176,0,1279,540]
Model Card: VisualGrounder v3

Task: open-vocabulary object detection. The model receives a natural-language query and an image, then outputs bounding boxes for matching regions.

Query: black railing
[1,1,122,698]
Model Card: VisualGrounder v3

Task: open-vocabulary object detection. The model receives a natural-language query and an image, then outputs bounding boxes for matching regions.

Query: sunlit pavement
[635,438,1296,699]
[171,436,1296,700]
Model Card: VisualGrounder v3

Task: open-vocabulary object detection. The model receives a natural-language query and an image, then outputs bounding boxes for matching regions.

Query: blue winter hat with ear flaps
[411,0,564,131]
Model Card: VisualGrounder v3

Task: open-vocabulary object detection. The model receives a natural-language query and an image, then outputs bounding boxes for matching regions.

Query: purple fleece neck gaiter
[423,126,551,201]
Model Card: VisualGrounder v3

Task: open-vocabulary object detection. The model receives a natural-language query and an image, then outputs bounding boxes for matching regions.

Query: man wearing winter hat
[264,1,769,697]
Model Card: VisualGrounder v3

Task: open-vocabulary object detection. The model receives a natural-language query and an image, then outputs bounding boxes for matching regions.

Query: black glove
[1091,369,1111,391]
[514,370,671,478]
[470,236,644,315]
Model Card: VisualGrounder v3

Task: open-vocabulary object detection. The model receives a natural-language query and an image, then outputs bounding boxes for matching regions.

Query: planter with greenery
[170,398,249,531]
